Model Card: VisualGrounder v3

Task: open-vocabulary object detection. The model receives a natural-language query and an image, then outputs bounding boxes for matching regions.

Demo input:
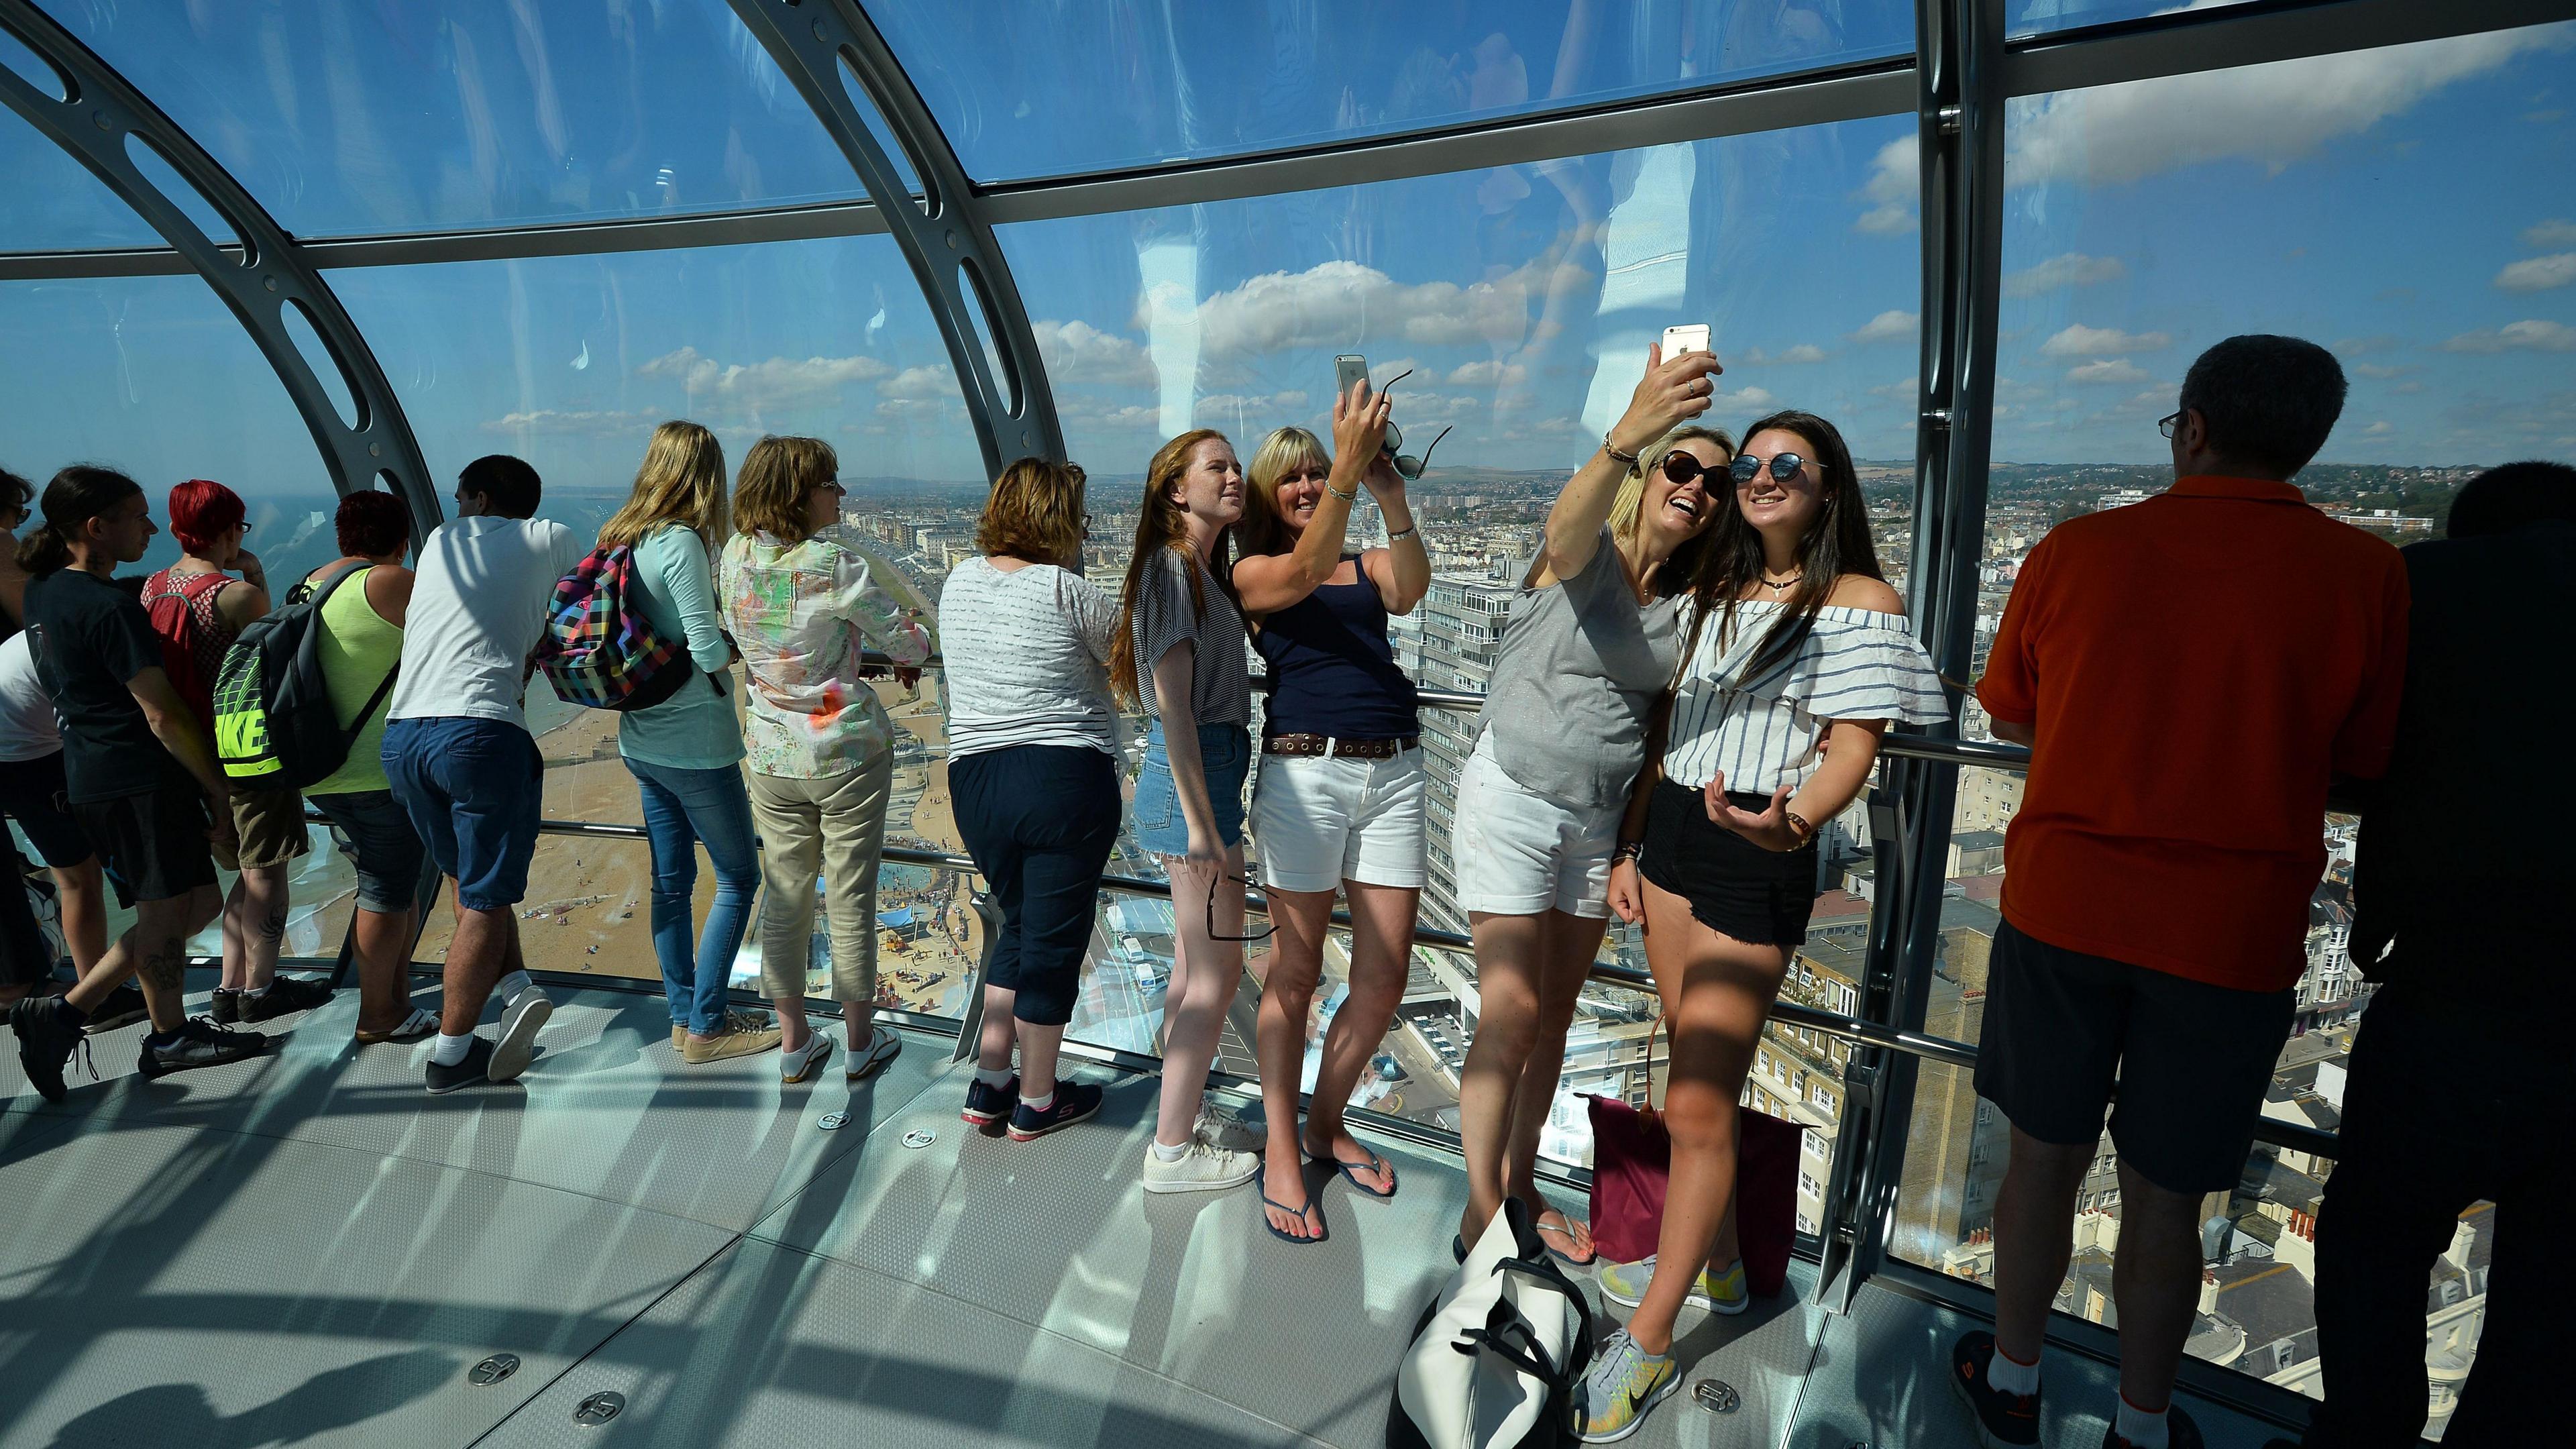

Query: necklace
[1761,572,1803,594]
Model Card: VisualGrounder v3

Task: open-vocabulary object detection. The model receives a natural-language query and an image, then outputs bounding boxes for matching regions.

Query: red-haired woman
[142,479,328,1023]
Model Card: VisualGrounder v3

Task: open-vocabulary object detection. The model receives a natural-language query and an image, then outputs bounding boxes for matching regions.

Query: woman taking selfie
[1575,410,1945,1442]
[1452,345,1728,1273]
[1231,382,1421,1244]
[941,458,1121,1142]
[1111,429,1262,1197]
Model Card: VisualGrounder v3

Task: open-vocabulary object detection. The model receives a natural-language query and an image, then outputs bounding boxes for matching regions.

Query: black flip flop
[1309,1146,1398,1199]
[1260,1189,1328,1244]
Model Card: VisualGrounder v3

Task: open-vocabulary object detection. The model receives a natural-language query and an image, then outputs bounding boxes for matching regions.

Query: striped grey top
[1662,599,1948,794]
[1130,547,1251,727]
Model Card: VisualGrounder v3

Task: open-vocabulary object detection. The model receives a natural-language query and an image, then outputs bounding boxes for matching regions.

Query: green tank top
[308,566,404,797]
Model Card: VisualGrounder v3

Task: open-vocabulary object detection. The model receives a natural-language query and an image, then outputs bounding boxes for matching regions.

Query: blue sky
[3,6,2573,507]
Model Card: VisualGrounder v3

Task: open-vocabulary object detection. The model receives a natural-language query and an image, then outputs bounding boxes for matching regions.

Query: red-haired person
[142,480,331,1022]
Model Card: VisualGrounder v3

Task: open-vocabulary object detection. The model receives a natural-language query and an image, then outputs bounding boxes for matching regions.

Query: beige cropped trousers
[747,745,892,1006]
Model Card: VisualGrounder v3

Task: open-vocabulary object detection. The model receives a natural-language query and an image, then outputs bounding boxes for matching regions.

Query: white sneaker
[1195,1103,1265,1152]
[1141,1134,1260,1194]
[488,986,552,1083]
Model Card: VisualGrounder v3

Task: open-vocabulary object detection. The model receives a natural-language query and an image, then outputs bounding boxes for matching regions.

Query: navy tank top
[1253,555,1419,739]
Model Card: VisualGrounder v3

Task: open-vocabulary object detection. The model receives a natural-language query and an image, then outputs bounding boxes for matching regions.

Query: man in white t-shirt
[381,455,581,1094]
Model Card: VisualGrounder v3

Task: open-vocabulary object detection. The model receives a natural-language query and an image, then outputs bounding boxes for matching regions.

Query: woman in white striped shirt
[1579,409,1946,1436]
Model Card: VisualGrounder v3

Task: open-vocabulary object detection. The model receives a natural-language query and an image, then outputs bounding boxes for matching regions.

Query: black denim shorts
[1638,778,1820,947]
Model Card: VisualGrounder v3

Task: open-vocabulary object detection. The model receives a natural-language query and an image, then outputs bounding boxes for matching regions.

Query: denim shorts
[1131,722,1249,857]
[310,788,428,914]
[382,716,543,913]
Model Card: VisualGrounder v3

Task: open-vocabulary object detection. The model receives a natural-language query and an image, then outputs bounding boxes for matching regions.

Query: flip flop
[1260,1189,1328,1244]
[1308,1145,1398,1199]
[1533,1208,1599,1267]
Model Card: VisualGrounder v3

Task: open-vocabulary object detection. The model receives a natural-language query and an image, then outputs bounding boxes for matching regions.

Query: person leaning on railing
[1110,427,1265,1196]
[1230,386,1428,1245]
[1450,343,1724,1278]
[1581,409,1945,1444]
[938,458,1121,1142]
[719,435,932,1087]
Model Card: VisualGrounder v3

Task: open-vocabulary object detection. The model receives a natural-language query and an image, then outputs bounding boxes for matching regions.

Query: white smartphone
[1334,353,1370,403]
[1661,323,1711,358]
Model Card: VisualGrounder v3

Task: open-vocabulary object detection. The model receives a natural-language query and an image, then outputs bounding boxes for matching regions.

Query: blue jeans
[625,757,760,1036]
[1132,722,1250,856]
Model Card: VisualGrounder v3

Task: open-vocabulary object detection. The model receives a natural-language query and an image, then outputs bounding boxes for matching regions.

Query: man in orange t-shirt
[1948,336,2408,1449]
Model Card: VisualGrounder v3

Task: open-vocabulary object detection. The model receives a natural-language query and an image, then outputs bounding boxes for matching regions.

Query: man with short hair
[2280,460,2574,1449]
[381,455,580,1093]
[1951,336,2410,1449]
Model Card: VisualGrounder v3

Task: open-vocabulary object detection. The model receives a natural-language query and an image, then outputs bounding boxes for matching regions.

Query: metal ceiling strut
[725,0,1063,478]
[0,0,440,537]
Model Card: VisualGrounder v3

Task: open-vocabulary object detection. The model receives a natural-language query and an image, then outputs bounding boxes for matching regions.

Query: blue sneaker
[962,1073,1018,1126]
[1007,1079,1103,1142]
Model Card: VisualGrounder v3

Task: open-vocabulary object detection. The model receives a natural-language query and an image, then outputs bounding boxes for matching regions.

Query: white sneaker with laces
[489,986,552,1083]
[1195,1103,1265,1152]
[1141,1133,1260,1194]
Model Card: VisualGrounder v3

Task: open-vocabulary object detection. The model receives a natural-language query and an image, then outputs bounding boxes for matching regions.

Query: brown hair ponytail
[1109,429,1230,708]
[17,465,142,577]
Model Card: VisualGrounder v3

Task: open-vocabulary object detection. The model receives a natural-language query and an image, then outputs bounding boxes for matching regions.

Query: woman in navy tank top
[1230,382,1430,1244]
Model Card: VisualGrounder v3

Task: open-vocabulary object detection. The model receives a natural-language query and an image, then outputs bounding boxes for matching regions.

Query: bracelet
[1601,432,1641,468]
[1782,810,1815,849]
[1611,840,1644,865]
[1326,478,1359,502]
[1387,525,1418,542]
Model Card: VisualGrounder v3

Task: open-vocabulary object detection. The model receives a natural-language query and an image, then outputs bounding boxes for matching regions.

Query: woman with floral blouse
[719,435,933,1085]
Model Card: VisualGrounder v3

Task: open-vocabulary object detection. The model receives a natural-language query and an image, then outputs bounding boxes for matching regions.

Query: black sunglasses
[1380,420,1454,480]
[1205,871,1276,943]
[1656,449,1730,488]
[1730,451,1813,485]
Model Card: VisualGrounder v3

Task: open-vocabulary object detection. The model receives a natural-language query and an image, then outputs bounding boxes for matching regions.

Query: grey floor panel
[478,1236,1332,1448]
[1789,1282,2294,1449]
[748,1069,1605,1448]
[0,1117,736,1449]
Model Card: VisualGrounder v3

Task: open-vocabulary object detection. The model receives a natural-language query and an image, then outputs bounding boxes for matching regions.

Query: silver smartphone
[1661,323,1711,358]
[1334,353,1370,405]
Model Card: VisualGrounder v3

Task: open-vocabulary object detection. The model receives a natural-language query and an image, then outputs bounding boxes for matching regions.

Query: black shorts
[1975,918,2296,1195]
[72,785,217,909]
[1638,778,1819,947]
[0,751,95,869]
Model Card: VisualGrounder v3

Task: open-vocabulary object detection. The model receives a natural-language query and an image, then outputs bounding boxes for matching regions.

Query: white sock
[497,971,534,1005]
[250,980,276,997]
[2112,1395,2166,1448]
[1151,1138,1189,1163]
[431,1032,474,1067]
[974,1066,1012,1087]
[1020,1088,1055,1113]
[1987,1342,2040,1397]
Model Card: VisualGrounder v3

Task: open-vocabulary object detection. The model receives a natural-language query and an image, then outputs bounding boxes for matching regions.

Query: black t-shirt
[22,568,183,803]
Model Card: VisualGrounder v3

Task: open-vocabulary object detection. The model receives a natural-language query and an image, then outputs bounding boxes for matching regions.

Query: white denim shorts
[1248,745,1428,893]
[1449,732,1621,919]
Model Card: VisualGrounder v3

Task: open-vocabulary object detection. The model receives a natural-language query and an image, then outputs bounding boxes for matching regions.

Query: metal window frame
[0,0,439,536]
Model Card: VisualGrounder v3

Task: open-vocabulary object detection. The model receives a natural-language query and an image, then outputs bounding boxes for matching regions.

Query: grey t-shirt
[1130,547,1250,727]
[1475,527,1683,809]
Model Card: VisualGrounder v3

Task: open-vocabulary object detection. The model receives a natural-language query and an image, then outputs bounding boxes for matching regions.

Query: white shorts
[1248,746,1428,893]
[1449,733,1621,919]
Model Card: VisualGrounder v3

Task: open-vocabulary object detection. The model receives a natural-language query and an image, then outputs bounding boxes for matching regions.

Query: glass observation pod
[0,1,2561,1445]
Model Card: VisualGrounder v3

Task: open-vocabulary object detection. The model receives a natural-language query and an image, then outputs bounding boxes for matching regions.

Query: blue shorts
[382,716,543,914]
[310,788,429,914]
[1132,722,1249,857]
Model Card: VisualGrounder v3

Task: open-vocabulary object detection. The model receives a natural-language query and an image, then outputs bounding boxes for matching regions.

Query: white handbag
[1387,1196,1597,1449]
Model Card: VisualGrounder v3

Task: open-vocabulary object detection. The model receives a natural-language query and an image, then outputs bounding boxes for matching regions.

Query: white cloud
[1849,310,1919,344]
[2522,219,2576,247]
[1148,259,1535,357]
[2442,319,2576,352]
[1852,137,1917,235]
[2352,362,2412,380]
[875,396,953,419]
[2006,21,2572,189]
[1031,319,1157,387]
[1868,376,1921,399]
[2496,253,2576,291]
[1715,386,1776,410]
[1445,360,1528,386]
[481,407,659,435]
[2068,358,2153,385]
[2363,420,2396,436]
[636,346,892,409]
[1742,343,1829,366]
[2041,323,2171,358]
[877,364,959,400]
[2002,253,2128,298]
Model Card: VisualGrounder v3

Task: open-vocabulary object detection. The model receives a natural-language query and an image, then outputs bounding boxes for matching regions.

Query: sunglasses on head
[1729,451,1813,485]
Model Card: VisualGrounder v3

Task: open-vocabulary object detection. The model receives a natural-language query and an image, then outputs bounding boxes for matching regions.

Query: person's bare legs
[1153,845,1245,1147]
[1458,909,1545,1246]
[233,862,290,991]
[349,906,418,1036]
[1503,908,1609,1258]
[218,872,249,992]
[976,982,1018,1074]
[1991,1126,2094,1368]
[439,896,516,1034]
[1255,885,1335,1239]
[54,857,105,973]
[2107,1161,2208,1413]
[64,882,221,1032]
[1623,877,1789,1357]
[1301,879,1415,1180]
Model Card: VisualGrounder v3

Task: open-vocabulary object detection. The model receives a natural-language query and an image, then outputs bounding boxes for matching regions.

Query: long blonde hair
[1605,424,1735,601]
[1109,429,1232,708]
[1235,425,1332,559]
[599,420,727,549]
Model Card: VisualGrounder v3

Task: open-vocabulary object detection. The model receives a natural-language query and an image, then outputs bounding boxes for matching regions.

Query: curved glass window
[49,0,866,238]
[2008,1,2260,38]
[865,1,1913,182]
[0,85,167,252]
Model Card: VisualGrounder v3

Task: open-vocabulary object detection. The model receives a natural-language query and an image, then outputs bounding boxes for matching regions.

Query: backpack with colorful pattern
[534,543,698,712]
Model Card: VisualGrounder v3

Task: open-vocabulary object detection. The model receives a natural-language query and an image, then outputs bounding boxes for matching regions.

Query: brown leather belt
[1263,733,1419,760]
